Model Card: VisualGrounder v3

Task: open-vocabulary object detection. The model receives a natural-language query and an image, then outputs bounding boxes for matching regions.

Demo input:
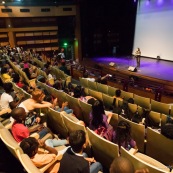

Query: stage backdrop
[133,0,173,61]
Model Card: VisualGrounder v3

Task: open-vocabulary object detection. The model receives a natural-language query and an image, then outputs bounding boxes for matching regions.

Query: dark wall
[80,0,138,58]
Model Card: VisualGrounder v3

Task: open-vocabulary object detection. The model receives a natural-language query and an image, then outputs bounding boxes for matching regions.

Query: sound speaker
[109,62,115,67]
[128,66,137,72]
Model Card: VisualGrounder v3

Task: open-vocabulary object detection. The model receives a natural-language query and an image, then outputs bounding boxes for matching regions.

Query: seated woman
[113,120,137,151]
[73,85,96,103]
[89,99,114,142]
[44,95,73,114]
[12,73,25,88]
[113,89,123,107]
[1,67,12,82]
[23,67,38,80]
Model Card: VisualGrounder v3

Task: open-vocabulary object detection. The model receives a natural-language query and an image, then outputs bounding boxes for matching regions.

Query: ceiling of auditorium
[0,0,79,6]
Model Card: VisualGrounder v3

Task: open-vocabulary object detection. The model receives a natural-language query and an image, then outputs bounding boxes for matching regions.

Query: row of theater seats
[79,77,173,116]
[32,57,72,84]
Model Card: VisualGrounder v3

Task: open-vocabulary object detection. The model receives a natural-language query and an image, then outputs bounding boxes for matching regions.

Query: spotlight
[2,1,5,4]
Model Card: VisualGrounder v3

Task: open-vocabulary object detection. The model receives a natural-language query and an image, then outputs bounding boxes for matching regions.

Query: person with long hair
[89,99,114,141]
[114,120,137,150]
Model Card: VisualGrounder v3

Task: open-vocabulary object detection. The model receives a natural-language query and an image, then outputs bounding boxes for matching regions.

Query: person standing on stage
[134,48,141,68]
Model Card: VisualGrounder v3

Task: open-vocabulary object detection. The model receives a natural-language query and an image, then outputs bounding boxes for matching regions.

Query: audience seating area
[0,52,173,173]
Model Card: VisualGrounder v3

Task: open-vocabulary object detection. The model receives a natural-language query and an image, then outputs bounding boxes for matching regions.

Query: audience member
[20,137,61,173]
[12,73,25,88]
[89,99,114,142]
[109,156,149,173]
[11,107,68,148]
[59,130,103,173]
[0,82,23,110]
[113,120,137,151]
[161,123,173,139]
[1,67,12,82]
[83,72,109,84]
[59,60,70,75]
[11,107,48,142]
[23,67,37,80]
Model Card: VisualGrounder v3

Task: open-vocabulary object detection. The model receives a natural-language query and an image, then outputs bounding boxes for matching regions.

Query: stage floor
[84,56,173,82]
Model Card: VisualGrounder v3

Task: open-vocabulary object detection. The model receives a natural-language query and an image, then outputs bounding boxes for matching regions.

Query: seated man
[59,130,103,173]
[109,156,149,173]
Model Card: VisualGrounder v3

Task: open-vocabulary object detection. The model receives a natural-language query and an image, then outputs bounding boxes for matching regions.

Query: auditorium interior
[0,0,173,172]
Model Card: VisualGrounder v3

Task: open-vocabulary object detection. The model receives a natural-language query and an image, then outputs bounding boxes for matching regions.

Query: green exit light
[63,42,68,46]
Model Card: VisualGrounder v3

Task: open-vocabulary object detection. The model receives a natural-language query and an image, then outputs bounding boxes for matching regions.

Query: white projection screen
[133,0,173,61]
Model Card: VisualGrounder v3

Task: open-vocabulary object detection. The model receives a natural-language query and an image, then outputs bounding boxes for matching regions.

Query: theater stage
[82,56,173,82]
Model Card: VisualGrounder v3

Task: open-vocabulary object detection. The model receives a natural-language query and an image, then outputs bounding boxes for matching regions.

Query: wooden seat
[118,115,145,153]
[87,127,119,170]
[88,80,98,91]
[62,115,86,133]
[161,114,167,127]
[121,147,170,173]
[151,99,170,115]
[51,89,67,108]
[146,127,173,166]
[170,105,173,117]
[17,153,42,173]
[47,108,68,138]
[102,93,114,111]
[88,89,103,101]
[146,111,161,128]
[107,86,118,96]
[109,113,119,130]
[66,94,83,120]
[134,94,151,110]
[79,100,92,126]
[121,90,134,101]
[97,83,108,94]
[79,77,88,88]
[128,103,138,120]
[0,128,23,159]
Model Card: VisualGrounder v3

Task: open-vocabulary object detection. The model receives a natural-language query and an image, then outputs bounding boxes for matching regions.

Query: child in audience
[113,89,123,107]
[59,130,103,173]
[0,82,23,110]
[20,137,61,173]
[11,107,68,147]
[89,99,114,142]
[113,120,137,151]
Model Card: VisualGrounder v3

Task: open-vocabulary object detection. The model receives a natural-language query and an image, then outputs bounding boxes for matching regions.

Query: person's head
[83,72,89,78]
[23,68,30,77]
[69,130,86,153]
[31,88,45,103]
[161,123,173,139]
[11,107,27,123]
[20,137,39,158]
[1,67,8,74]
[109,156,134,173]
[128,98,134,104]
[53,81,62,90]
[3,82,13,93]
[44,95,52,103]
[73,85,82,98]
[115,89,121,97]
[12,73,20,83]
[91,99,105,129]
[37,75,46,83]
[115,121,132,145]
